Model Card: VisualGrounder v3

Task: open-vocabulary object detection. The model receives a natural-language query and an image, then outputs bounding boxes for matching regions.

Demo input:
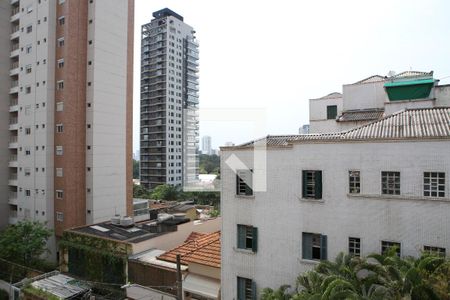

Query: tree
[133,183,150,198]
[150,184,181,200]
[133,159,139,179]
[0,221,52,267]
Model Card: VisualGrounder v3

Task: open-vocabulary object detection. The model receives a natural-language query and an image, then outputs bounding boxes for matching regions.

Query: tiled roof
[225,107,450,149]
[391,70,433,79]
[337,109,384,122]
[316,92,342,99]
[184,231,206,242]
[157,231,221,268]
[354,75,387,84]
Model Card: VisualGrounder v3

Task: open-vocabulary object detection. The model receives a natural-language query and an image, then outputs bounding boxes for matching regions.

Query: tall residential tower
[1,0,134,257]
[140,8,199,190]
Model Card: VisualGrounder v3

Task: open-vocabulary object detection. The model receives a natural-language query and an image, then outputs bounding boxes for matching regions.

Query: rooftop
[152,8,183,22]
[222,107,450,149]
[337,108,385,122]
[25,273,90,299]
[69,216,190,244]
[157,231,221,268]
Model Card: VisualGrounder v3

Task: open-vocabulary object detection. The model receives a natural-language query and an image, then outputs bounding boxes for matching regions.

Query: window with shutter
[302,232,327,260]
[237,277,255,300]
[236,169,253,196]
[302,170,323,199]
[237,224,257,252]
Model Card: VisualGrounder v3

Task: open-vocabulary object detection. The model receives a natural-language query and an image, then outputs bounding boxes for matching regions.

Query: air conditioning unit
[120,216,134,227]
[111,215,121,225]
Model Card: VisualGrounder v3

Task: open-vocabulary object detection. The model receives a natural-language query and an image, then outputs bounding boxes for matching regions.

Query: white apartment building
[309,71,450,133]
[140,8,199,190]
[202,135,212,155]
[1,0,134,260]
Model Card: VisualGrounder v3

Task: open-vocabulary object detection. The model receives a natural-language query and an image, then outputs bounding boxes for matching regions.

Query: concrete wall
[221,141,450,299]
[342,81,386,111]
[87,0,131,223]
[188,262,220,280]
[309,96,343,133]
[435,85,450,106]
[0,0,11,229]
[132,217,221,254]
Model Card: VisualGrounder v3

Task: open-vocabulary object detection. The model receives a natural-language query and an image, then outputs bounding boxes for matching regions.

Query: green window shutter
[252,227,258,253]
[320,234,327,260]
[236,173,240,195]
[315,171,322,199]
[327,105,337,119]
[245,170,253,195]
[237,225,246,249]
[302,232,312,259]
[302,170,308,198]
[237,277,245,300]
[251,280,257,300]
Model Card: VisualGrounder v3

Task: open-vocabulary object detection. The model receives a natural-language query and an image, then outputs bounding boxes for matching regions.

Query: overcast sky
[132,0,450,152]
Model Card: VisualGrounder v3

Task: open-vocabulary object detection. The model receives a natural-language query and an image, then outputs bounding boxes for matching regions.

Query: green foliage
[0,221,52,267]
[150,184,181,200]
[263,251,450,300]
[199,154,220,174]
[23,285,60,300]
[133,183,150,198]
[133,159,139,179]
[0,289,8,300]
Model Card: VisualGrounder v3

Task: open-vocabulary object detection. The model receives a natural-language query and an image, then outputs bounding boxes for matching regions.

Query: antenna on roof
[387,70,396,77]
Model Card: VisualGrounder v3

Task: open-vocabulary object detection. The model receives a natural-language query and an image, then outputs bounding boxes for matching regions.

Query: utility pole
[176,254,183,300]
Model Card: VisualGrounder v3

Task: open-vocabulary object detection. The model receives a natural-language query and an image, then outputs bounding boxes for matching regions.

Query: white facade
[309,72,450,134]
[221,109,450,299]
[202,135,212,155]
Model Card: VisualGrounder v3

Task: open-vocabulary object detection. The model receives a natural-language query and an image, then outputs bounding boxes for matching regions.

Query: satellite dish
[388,70,396,77]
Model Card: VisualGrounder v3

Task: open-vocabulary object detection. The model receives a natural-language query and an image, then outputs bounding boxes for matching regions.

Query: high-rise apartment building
[201,135,211,155]
[140,8,199,190]
[1,0,134,257]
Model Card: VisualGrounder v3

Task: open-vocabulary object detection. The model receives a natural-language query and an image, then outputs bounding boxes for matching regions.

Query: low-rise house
[60,215,221,285]
[129,231,221,299]
[221,107,450,299]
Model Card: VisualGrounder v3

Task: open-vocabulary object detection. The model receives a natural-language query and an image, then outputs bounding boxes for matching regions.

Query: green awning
[384,79,434,101]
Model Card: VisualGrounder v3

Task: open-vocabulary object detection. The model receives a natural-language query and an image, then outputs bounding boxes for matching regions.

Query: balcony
[9,154,17,167]
[10,26,20,40]
[9,99,18,112]
[10,62,19,76]
[10,48,19,58]
[9,192,17,205]
[10,81,18,94]
[11,7,20,22]
[9,215,18,225]
[9,174,18,186]
[9,118,18,130]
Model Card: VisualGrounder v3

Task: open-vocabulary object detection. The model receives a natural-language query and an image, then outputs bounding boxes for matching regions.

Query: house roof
[354,75,387,84]
[311,92,342,100]
[391,70,433,79]
[157,231,221,268]
[337,109,385,122]
[185,231,207,242]
[223,107,450,149]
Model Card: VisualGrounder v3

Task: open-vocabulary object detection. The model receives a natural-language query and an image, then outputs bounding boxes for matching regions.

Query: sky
[132,0,450,152]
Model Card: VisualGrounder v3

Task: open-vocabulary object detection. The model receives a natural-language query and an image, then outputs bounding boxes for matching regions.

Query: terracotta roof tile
[184,231,206,242]
[157,231,221,268]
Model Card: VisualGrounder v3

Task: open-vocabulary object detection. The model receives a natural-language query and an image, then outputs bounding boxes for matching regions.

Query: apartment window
[25,86,31,94]
[302,170,322,199]
[237,277,256,300]
[24,168,31,176]
[25,127,31,135]
[25,190,31,197]
[56,212,64,222]
[25,148,31,155]
[424,172,445,197]
[57,59,64,68]
[56,102,64,111]
[56,190,64,199]
[236,169,253,196]
[349,170,360,194]
[26,25,32,33]
[56,146,63,155]
[423,245,446,257]
[56,168,63,177]
[349,237,361,257]
[381,241,401,257]
[302,232,327,260]
[381,171,400,195]
[57,38,65,47]
[58,16,65,25]
[25,64,32,73]
[27,5,33,13]
[56,124,64,133]
[237,225,257,252]
[57,80,64,90]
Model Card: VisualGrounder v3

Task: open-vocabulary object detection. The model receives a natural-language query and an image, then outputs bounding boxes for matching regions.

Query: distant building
[224,142,235,147]
[202,136,212,155]
[140,8,200,190]
[299,124,310,134]
[309,71,450,133]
